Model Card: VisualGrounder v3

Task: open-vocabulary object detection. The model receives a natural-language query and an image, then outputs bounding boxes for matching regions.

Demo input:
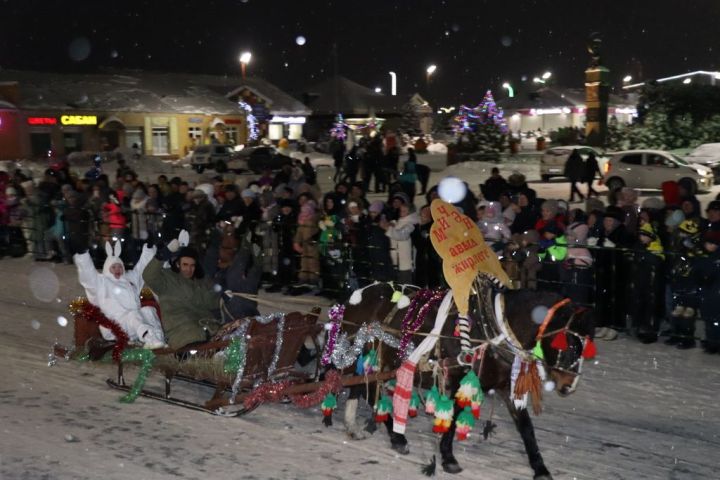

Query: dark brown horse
[338,277,595,480]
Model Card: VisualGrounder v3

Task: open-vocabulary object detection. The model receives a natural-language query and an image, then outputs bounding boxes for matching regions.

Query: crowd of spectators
[2,145,720,355]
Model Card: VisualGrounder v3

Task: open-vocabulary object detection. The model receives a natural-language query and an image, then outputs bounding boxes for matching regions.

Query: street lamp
[533,77,544,84]
[542,71,552,80]
[239,51,252,79]
[623,75,632,83]
[374,87,382,93]
[388,71,397,96]
[502,82,515,98]
[426,64,437,83]
[683,77,692,84]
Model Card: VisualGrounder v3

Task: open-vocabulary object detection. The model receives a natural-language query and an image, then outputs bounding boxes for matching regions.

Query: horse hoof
[442,462,463,474]
[534,474,553,480]
[391,442,410,455]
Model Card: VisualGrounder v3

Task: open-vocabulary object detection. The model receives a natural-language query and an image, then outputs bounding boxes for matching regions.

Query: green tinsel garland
[119,348,156,403]
[223,337,244,374]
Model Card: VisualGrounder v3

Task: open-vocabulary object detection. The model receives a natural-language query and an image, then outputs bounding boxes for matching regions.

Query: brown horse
[337,277,595,480]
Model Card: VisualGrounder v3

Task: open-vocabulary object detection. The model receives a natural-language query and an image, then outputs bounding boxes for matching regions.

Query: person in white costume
[74,241,166,349]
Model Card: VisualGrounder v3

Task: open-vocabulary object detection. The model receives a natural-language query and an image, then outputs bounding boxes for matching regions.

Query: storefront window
[30,132,52,158]
[152,127,169,155]
[288,123,303,140]
[268,123,283,141]
[63,132,83,154]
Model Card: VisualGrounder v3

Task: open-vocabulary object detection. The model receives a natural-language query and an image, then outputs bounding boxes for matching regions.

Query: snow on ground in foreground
[1,257,720,480]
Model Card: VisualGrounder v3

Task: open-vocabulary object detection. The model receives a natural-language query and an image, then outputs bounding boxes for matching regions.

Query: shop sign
[270,115,306,124]
[224,118,244,125]
[188,117,203,123]
[60,115,97,126]
[28,117,58,125]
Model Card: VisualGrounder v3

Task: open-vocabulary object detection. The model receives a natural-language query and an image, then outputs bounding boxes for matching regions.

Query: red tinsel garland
[71,299,129,363]
[290,370,343,409]
[242,370,344,410]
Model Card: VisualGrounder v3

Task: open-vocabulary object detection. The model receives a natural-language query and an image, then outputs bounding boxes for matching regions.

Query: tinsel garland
[223,319,251,404]
[328,322,412,370]
[398,290,446,359]
[321,304,345,366]
[223,337,245,375]
[265,314,286,379]
[398,290,432,358]
[242,369,344,410]
[220,313,286,404]
[69,297,129,363]
[118,348,155,403]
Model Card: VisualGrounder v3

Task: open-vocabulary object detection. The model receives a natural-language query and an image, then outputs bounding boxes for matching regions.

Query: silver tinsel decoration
[265,314,286,379]
[226,319,251,404]
[329,322,413,370]
[223,312,286,404]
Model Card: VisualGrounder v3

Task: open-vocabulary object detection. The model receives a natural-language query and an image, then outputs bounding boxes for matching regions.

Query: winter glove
[252,243,262,258]
[318,220,327,231]
[231,216,243,228]
[603,238,616,248]
[142,243,156,256]
[586,237,599,247]
[178,229,190,247]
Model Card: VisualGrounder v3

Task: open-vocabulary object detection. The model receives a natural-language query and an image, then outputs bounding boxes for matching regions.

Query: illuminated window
[225,126,238,145]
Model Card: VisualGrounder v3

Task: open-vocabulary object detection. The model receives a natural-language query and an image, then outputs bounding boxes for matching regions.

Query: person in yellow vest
[630,219,665,344]
[536,222,567,292]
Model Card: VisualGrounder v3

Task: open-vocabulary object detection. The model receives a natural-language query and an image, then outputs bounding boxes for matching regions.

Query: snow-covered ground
[1,255,720,480]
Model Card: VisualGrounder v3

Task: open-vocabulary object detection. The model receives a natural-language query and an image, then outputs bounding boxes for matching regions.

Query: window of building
[288,124,303,140]
[188,126,202,140]
[30,132,52,158]
[152,127,169,155]
[126,128,144,152]
[268,123,283,141]
[63,132,83,154]
[225,126,238,145]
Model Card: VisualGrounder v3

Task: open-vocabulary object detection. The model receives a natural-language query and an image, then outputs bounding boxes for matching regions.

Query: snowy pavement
[1,257,720,480]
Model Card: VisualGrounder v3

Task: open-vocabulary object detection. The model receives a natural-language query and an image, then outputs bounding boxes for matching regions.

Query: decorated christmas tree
[330,113,347,141]
[451,90,507,158]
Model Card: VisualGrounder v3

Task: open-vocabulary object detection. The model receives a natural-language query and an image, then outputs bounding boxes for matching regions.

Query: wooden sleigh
[57,291,327,416]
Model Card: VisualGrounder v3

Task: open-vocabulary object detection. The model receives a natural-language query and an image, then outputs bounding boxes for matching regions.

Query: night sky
[2,0,719,105]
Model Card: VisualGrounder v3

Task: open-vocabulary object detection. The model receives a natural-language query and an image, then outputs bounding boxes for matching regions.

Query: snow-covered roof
[498,87,634,111]
[301,76,414,116]
[0,70,251,115]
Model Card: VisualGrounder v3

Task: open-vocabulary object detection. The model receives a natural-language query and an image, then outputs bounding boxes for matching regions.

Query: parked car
[227,146,293,173]
[540,145,607,182]
[685,143,720,180]
[190,144,234,173]
[603,150,713,193]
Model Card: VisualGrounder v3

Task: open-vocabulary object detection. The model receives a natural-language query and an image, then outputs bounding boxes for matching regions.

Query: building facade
[0,71,248,160]
[498,87,637,134]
